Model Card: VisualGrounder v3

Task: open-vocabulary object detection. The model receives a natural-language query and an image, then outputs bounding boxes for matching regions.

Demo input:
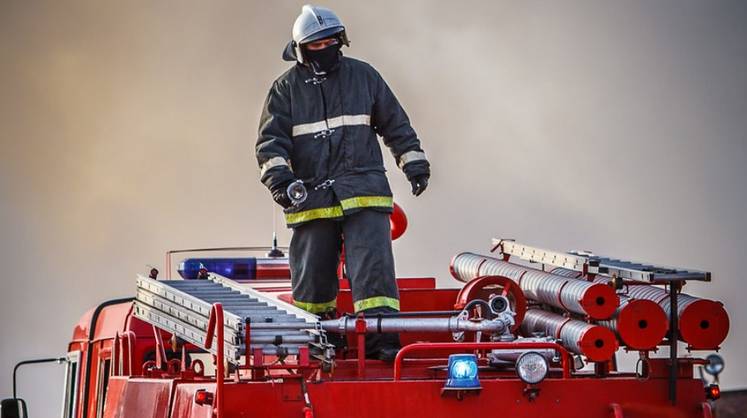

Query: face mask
[304,43,342,75]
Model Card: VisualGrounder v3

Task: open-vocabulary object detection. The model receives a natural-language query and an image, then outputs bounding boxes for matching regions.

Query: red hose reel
[454,275,527,333]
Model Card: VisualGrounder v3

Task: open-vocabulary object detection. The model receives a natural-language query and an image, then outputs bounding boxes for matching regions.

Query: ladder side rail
[134,302,242,362]
[136,290,244,347]
[136,287,245,335]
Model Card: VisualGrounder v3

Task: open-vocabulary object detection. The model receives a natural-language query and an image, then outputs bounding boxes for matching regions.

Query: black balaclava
[303,41,342,75]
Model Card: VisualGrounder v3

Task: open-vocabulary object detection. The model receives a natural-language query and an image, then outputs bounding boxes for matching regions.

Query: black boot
[362,307,401,362]
[365,332,401,362]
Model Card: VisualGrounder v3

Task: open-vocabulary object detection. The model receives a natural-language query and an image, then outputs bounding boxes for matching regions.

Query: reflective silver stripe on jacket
[260,156,290,176]
[292,114,371,137]
[398,150,427,168]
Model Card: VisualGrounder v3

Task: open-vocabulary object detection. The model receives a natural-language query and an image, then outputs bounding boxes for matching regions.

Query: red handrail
[151,325,167,370]
[701,402,713,418]
[205,303,225,418]
[393,341,572,380]
[121,331,136,375]
[610,403,624,418]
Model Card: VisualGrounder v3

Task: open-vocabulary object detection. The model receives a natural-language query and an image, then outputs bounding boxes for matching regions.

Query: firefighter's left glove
[403,159,430,197]
[409,174,429,197]
[270,179,294,209]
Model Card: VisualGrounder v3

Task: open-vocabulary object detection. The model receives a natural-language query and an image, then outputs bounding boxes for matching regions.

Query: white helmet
[282,5,350,63]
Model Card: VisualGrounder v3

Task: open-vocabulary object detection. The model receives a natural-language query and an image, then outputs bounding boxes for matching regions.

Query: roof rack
[492,238,710,283]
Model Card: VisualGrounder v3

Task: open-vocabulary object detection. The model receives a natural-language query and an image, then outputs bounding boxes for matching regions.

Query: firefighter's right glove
[270,179,294,209]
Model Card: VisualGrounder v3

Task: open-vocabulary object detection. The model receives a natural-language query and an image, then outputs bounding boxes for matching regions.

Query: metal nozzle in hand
[286,180,308,206]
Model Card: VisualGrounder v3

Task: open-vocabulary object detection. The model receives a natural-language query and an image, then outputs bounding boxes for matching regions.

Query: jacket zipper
[304,75,336,189]
[318,83,333,184]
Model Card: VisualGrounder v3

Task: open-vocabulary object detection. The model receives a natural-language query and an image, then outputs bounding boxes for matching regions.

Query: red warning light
[194,389,215,406]
[705,384,720,400]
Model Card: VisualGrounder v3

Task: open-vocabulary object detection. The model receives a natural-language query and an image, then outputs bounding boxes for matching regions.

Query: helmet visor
[300,26,345,45]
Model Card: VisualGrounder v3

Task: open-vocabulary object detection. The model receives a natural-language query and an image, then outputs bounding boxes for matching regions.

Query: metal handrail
[205,303,225,418]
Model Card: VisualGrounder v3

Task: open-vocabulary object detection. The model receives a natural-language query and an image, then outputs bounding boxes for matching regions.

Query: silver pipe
[249,330,314,337]
[489,336,557,363]
[320,316,509,334]
[241,345,301,355]
[246,335,314,344]
[249,323,318,330]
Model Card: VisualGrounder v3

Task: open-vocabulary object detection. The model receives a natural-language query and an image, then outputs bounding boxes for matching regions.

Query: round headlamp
[516,352,549,385]
[704,354,724,377]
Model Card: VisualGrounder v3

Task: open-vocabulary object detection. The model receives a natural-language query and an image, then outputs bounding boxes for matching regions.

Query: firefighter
[256,5,430,361]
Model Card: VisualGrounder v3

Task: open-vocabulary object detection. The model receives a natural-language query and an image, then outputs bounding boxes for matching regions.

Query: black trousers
[289,209,399,314]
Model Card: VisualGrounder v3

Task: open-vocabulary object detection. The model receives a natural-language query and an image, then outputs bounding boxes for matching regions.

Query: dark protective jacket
[256,56,429,227]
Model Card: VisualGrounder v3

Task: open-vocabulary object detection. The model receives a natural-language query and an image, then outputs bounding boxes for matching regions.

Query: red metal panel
[102,377,127,418]
[170,383,215,418]
[339,277,437,290]
[221,382,310,418]
[104,378,173,418]
[206,377,706,418]
[336,288,460,313]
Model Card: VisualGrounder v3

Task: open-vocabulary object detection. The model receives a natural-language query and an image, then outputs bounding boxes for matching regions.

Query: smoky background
[1,1,745,416]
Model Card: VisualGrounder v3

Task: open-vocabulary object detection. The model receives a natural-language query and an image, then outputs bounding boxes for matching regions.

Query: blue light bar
[178,258,257,281]
[444,354,481,390]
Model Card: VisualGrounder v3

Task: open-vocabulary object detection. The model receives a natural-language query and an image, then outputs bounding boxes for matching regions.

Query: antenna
[267,202,285,257]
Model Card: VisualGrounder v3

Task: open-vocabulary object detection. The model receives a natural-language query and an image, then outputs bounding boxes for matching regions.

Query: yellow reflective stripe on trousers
[339,196,393,211]
[293,299,337,314]
[285,206,344,224]
[354,296,400,312]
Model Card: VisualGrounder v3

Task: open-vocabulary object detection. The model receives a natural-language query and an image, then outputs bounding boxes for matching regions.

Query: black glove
[270,179,294,209]
[410,174,429,196]
[402,158,430,197]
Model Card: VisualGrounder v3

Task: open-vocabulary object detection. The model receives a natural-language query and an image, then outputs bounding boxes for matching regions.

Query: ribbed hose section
[451,252,619,319]
[521,309,617,362]
[549,268,583,278]
[595,298,626,335]
[551,267,728,349]
[449,252,489,281]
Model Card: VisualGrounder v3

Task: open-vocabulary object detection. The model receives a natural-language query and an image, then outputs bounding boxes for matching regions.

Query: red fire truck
[2,207,728,418]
